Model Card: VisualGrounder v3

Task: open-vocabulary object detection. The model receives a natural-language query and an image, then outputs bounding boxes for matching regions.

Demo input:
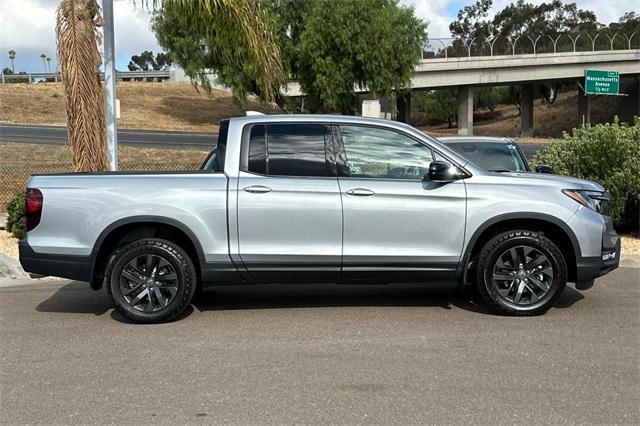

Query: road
[0,123,547,157]
[0,123,217,151]
[1,268,638,424]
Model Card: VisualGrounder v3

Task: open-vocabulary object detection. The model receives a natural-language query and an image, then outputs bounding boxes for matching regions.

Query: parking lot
[1,268,638,424]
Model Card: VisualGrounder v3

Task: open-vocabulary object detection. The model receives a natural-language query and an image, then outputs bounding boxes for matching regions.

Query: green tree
[40,53,47,72]
[8,50,16,73]
[298,0,426,114]
[151,0,284,103]
[449,0,492,41]
[153,0,284,104]
[491,0,596,38]
[474,87,504,111]
[154,52,173,69]
[127,50,173,71]
[153,0,427,113]
[419,89,457,128]
[2,67,13,75]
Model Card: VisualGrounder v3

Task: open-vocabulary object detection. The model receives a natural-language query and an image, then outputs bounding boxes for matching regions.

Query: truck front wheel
[476,230,567,316]
[105,238,197,323]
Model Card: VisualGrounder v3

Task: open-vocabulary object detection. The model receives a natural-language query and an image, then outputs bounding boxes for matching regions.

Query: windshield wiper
[488,169,512,173]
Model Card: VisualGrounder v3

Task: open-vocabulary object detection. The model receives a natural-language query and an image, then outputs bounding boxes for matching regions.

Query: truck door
[334,124,467,282]
[237,123,342,282]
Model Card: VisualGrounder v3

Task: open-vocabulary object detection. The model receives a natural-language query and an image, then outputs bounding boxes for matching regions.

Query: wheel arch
[459,213,580,285]
[89,216,206,290]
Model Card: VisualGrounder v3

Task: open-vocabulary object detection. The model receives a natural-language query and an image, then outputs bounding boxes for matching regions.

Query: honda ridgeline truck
[19,115,620,323]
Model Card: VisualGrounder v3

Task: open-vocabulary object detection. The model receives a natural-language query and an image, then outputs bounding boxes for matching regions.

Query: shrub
[5,192,26,240]
[532,117,640,231]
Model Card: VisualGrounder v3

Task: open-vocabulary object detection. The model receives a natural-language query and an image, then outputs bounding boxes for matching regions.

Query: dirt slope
[0,82,277,132]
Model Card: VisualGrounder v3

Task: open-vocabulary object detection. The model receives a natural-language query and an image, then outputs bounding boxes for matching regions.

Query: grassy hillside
[1,82,630,137]
[0,82,277,132]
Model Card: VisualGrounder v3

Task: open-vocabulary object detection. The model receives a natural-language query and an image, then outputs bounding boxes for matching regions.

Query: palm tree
[56,0,108,171]
[46,57,52,72]
[40,53,47,72]
[55,0,283,172]
[8,50,16,72]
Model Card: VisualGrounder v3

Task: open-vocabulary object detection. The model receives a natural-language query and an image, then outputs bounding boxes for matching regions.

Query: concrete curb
[0,252,29,279]
[620,254,640,269]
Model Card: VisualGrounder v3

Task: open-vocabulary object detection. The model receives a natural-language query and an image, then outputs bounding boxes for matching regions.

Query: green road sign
[584,69,619,95]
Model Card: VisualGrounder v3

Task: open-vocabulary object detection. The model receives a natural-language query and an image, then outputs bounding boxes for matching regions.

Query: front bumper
[19,240,92,282]
[575,235,620,287]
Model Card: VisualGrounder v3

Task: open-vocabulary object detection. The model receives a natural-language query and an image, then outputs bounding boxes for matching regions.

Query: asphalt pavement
[1,268,638,424]
[0,123,547,157]
[0,123,217,151]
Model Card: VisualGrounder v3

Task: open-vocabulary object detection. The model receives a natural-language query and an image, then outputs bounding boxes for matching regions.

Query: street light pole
[102,0,118,171]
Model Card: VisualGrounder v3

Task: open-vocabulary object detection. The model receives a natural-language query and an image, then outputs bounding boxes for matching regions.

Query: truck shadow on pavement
[36,281,585,322]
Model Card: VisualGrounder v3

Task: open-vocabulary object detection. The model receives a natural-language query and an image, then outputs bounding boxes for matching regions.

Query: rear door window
[246,123,331,177]
[267,124,330,177]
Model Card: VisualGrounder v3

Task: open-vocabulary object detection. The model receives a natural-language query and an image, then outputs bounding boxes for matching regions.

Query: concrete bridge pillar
[396,91,411,123]
[457,86,473,135]
[578,84,591,125]
[520,84,534,137]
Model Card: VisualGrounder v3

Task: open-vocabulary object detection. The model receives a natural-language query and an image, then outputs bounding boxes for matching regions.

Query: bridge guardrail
[0,70,172,84]
[422,28,640,59]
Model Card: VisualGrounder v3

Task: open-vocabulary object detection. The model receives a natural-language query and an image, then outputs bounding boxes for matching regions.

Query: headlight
[562,189,610,215]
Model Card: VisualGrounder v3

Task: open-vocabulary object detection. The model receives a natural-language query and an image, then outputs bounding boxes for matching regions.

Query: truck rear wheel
[106,238,196,323]
[476,229,567,316]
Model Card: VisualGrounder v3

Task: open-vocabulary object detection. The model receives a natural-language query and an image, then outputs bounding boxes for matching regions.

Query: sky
[0,0,638,73]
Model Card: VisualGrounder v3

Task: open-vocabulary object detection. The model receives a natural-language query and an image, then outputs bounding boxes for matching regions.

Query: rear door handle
[346,188,375,196]
[243,185,272,194]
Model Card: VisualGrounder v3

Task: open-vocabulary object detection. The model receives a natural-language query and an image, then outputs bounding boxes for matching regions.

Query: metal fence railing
[0,70,172,84]
[421,28,640,59]
[0,154,203,212]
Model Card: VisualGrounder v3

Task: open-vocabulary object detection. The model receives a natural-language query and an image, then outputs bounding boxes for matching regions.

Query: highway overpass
[286,49,640,136]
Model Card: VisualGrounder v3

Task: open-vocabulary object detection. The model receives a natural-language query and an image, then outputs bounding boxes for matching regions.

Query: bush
[532,117,640,231]
[5,192,26,240]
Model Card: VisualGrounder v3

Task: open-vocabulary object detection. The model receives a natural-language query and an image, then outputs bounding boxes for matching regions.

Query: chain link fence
[0,143,207,212]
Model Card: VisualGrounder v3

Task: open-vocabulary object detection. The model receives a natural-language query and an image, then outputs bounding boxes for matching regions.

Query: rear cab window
[201,120,229,171]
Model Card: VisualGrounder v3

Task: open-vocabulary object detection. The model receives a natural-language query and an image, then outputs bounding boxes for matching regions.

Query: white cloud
[111,0,162,69]
[0,0,161,72]
[401,0,453,39]
[0,0,58,72]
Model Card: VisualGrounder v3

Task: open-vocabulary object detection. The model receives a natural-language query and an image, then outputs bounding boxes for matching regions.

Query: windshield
[443,142,528,172]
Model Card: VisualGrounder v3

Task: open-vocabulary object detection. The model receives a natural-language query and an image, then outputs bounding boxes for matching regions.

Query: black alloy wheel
[476,229,567,316]
[106,238,196,323]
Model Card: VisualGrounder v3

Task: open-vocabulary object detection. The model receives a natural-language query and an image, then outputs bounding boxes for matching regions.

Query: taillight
[25,188,43,232]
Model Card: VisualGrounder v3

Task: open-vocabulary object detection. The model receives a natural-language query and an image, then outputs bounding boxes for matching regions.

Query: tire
[475,229,567,316]
[106,238,197,324]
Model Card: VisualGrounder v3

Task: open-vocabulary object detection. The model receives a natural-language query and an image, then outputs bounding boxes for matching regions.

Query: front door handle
[346,188,375,196]
[243,185,272,194]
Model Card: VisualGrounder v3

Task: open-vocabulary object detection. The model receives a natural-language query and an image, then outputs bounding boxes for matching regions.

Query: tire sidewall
[107,239,195,323]
[479,231,567,314]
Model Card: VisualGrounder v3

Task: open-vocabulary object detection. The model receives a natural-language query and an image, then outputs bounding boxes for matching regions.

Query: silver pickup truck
[20,114,620,323]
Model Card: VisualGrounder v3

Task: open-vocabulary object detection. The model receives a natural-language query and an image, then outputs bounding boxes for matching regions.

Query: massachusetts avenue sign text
[585,69,620,95]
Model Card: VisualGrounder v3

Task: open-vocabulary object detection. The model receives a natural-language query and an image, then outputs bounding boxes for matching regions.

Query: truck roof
[438,136,516,144]
[230,114,415,130]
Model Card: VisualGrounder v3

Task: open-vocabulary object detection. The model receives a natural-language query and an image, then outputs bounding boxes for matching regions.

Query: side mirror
[535,164,556,174]
[425,161,459,183]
